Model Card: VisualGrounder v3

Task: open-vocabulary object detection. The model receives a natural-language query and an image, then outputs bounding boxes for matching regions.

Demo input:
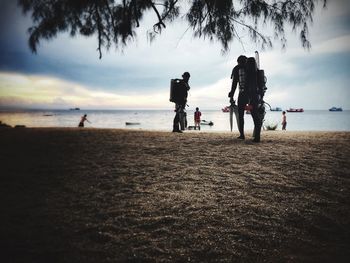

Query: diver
[228,55,262,142]
[172,72,191,133]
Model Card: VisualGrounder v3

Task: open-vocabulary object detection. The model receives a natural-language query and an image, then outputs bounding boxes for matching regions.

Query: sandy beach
[0,128,349,262]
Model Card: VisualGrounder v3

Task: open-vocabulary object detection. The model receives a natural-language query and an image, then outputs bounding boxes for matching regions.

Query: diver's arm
[228,67,238,98]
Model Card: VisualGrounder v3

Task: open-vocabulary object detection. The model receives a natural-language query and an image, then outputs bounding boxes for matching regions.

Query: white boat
[201,120,214,126]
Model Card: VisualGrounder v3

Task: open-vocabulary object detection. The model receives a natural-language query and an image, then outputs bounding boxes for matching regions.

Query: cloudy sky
[0,0,349,110]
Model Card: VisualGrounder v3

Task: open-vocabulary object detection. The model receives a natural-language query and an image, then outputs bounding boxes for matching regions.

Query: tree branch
[161,0,179,20]
[104,0,115,29]
[150,1,166,33]
[232,18,271,47]
[95,3,103,59]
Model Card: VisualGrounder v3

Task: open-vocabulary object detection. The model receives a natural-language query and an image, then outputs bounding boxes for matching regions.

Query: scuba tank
[255,51,267,101]
[169,79,177,102]
[253,51,268,139]
[245,57,258,103]
[169,79,187,104]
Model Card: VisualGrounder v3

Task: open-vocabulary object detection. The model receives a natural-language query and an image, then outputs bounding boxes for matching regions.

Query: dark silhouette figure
[282,111,287,130]
[78,114,90,127]
[172,72,190,133]
[229,56,262,142]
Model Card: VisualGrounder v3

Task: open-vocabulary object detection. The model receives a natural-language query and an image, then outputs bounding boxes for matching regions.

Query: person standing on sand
[228,55,247,139]
[282,111,287,130]
[228,55,262,142]
[194,107,201,130]
[78,114,91,127]
[172,72,191,133]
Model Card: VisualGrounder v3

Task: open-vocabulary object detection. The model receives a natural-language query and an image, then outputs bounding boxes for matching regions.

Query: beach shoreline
[1,128,349,262]
[1,109,350,132]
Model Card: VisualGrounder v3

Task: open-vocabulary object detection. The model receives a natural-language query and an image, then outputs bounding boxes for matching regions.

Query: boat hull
[287,108,304,113]
[329,107,342,111]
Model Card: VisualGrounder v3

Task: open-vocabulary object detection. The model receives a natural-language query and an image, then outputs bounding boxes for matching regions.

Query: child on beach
[194,107,201,130]
[282,111,287,130]
[78,114,91,127]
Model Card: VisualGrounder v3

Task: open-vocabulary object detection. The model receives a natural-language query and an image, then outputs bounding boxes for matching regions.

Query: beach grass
[0,128,349,262]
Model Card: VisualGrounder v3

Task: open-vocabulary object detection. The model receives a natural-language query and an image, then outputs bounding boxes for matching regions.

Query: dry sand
[0,128,349,262]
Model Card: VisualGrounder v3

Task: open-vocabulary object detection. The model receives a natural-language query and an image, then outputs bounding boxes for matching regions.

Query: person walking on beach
[78,114,91,127]
[228,55,247,139]
[172,72,191,133]
[194,107,201,130]
[228,55,262,142]
[282,111,287,130]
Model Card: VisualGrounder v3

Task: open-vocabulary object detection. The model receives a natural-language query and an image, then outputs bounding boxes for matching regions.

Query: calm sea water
[0,109,349,132]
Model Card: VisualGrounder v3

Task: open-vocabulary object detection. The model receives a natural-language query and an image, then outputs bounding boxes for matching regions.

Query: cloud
[0,0,349,111]
[312,35,350,54]
[0,71,174,109]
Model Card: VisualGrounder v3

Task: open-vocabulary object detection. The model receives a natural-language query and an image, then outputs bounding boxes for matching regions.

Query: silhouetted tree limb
[150,2,166,32]
[18,0,327,58]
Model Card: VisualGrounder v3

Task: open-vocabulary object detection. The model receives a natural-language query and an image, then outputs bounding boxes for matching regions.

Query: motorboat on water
[286,108,304,113]
[125,122,140,125]
[201,120,214,126]
[270,107,282,111]
[329,107,343,111]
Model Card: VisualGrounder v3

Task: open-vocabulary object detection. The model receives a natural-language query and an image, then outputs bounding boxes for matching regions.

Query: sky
[0,0,349,110]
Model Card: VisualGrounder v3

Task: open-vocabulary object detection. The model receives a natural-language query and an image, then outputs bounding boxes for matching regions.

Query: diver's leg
[251,103,262,142]
[237,94,247,139]
[173,104,181,132]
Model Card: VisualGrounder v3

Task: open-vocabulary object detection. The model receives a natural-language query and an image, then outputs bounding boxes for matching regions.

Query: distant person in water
[78,114,91,127]
[282,111,287,130]
[194,107,201,130]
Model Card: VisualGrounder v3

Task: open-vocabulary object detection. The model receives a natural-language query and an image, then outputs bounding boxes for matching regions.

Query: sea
[0,109,349,132]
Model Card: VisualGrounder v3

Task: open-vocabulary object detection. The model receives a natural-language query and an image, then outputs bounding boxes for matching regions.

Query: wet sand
[0,128,349,262]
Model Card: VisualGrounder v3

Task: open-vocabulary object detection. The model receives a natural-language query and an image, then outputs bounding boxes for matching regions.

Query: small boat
[125,122,140,125]
[270,107,282,111]
[201,120,214,126]
[222,106,230,112]
[286,108,304,113]
[70,107,80,110]
[329,107,342,111]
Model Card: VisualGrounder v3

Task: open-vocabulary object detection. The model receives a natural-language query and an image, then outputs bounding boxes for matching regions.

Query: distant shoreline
[1,108,349,112]
[2,109,350,132]
[2,125,350,133]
